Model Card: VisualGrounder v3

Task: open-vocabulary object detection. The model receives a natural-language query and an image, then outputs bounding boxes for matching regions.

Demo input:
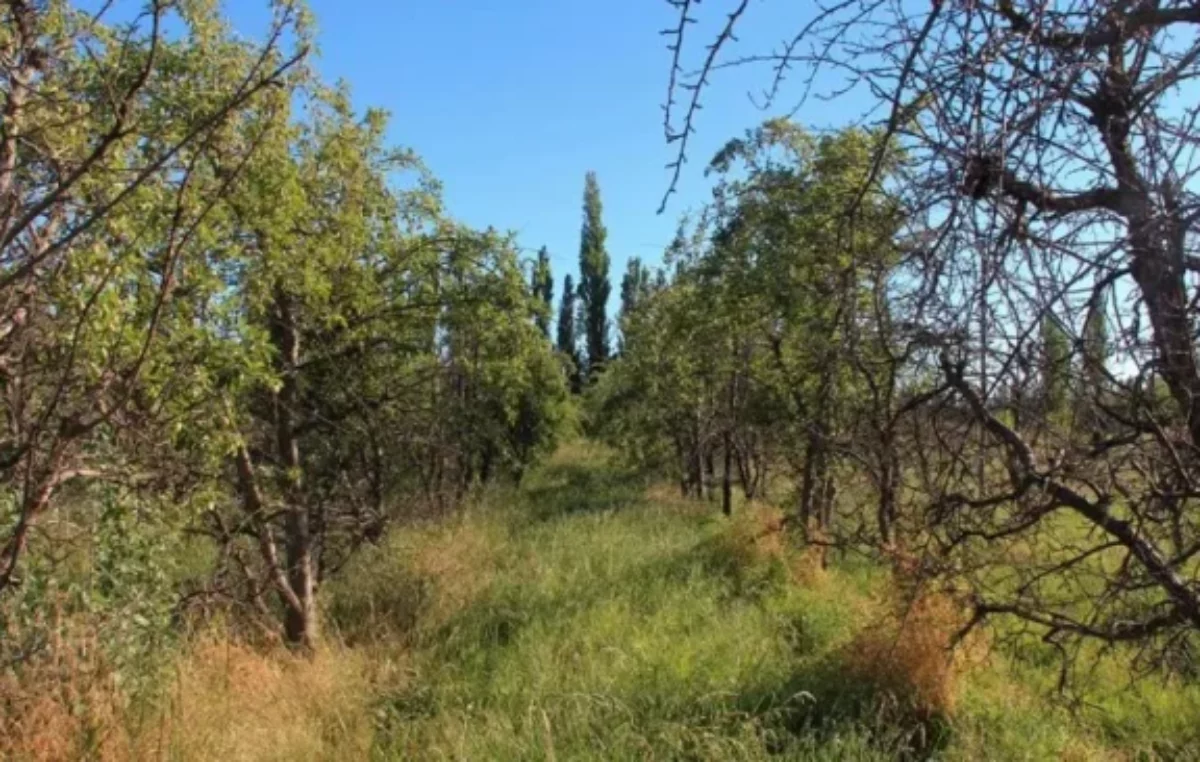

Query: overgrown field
[6,442,1199,760]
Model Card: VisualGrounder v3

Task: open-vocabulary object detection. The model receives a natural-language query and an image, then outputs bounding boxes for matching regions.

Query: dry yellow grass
[156,632,373,762]
[720,501,832,586]
[1056,740,1131,762]
[842,582,988,719]
[704,502,789,574]
[0,627,133,762]
[789,520,833,587]
[0,622,375,762]
[642,482,707,514]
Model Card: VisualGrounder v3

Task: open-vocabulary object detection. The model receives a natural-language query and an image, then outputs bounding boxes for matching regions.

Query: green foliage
[1040,314,1072,421]
[532,246,555,338]
[596,121,901,513]
[0,0,309,591]
[0,0,570,652]
[6,5,1198,759]
[1,486,185,699]
[1081,291,1109,396]
[618,256,651,351]
[578,171,612,379]
[557,273,583,393]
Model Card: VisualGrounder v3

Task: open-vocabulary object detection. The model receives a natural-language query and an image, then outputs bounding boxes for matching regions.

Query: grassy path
[322,442,1197,761]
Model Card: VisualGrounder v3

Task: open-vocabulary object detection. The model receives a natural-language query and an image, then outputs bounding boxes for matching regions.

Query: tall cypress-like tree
[619,256,647,319]
[578,171,611,379]
[618,256,650,351]
[556,273,582,393]
[1078,290,1110,430]
[531,246,554,338]
[1082,294,1109,387]
[1041,314,1071,422]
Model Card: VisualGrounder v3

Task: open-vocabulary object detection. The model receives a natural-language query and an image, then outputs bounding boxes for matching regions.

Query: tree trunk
[676,439,696,496]
[799,432,820,528]
[876,431,898,545]
[735,440,753,499]
[819,475,836,534]
[480,444,494,484]
[722,430,733,516]
[704,449,716,502]
[271,286,317,651]
[689,444,704,499]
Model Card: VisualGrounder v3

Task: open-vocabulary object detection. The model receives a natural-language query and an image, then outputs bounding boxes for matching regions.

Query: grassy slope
[322,442,1200,761]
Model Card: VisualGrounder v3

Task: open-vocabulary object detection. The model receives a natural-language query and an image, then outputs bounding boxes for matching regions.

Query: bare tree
[663,0,1200,664]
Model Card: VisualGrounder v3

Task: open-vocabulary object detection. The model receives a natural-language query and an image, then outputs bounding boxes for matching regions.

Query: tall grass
[4,439,1199,759]
[0,621,373,761]
[351,441,1200,760]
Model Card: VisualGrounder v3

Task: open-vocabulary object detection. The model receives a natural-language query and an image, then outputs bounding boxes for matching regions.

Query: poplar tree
[578,172,611,379]
[557,274,582,393]
[531,246,554,338]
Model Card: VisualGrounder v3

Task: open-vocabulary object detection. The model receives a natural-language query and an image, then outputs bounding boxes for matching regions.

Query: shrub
[842,586,983,720]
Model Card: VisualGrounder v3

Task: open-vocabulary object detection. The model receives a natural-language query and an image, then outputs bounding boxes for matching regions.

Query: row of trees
[617,0,1200,674]
[553,170,618,391]
[0,1,567,652]
[596,122,904,522]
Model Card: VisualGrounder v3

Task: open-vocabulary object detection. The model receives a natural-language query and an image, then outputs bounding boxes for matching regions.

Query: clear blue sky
[226,1,868,296]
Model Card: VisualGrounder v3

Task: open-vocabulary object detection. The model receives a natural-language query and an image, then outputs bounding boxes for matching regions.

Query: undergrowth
[4,440,1199,760]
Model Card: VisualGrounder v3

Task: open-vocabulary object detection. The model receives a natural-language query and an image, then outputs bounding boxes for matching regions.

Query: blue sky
[225,1,868,293]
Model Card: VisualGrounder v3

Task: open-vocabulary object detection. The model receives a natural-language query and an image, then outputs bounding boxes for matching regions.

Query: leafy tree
[577,172,611,379]
[531,246,554,338]
[600,121,900,525]
[620,257,648,316]
[1082,294,1109,390]
[557,274,582,393]
[0,0,571,661]
[618,256,650,350]
[438,230,568,486]
[0,0,307,598]
[1083,316,1108,381]
[1040,315,1071,423]
[209,99,569,647]
[209,88,430,648]
[703,122,900,529]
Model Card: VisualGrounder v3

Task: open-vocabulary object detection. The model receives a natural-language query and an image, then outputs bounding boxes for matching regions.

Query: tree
[0,0,306,598]
[600,121,900,526]
[619,257,649,317]
[1081,293,1109,394]
[206,101,568,647]
[664,0,1200,659]
[556,274,583,393]
[619,257,648,318]
[618,257,650,351]
[531,246,554,338]
[0,0,572,664]
[577,172,611,379]
[704,122,901,531]
[1039,315,1071,423]
[214,90,432,649]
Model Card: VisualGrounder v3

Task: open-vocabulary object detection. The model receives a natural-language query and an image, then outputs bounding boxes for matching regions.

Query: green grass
[323,441,1200,761]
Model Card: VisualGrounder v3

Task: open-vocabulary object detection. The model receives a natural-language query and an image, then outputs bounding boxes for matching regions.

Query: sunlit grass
[8,440,1199,760]
[348,441,1200,760]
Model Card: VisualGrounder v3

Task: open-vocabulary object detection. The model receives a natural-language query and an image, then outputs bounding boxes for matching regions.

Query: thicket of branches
[0,0,568,654]
[598,0,1200,677]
